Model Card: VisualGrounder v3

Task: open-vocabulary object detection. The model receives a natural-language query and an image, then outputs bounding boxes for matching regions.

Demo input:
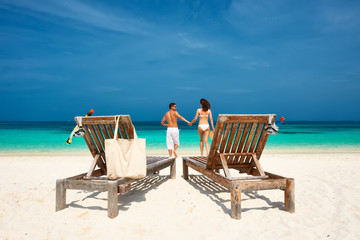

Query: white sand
[1,152,360,240]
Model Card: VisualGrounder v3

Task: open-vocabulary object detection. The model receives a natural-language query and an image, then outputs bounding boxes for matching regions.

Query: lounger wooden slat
[239,123,257,164]
[105,124,114,138]
[219,123,232,154]
[88,124,105,154]
[123,119,134,139]
[93,124,106,150]
[110,123,123,139]
[81,123,99,156]
[228,123,244,164]
[207,120,226,169]
[56,115,176,218]
[255,122,273,160]
[99,124,110,139]
[224,123,239,156]
[118,123,128,139]
[244,123,265,164]
[232,123,251,164]
[182,114,295,219]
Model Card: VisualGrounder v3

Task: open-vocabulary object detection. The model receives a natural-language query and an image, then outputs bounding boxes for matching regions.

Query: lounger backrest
[75,115,134,161]
[207,114,276,170]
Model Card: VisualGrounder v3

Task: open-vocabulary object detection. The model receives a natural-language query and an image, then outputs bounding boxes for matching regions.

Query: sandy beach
[0,152,359,240]
[1,0,360,238]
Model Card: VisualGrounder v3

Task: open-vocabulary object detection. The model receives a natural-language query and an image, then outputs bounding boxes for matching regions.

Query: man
[161,103,191,157]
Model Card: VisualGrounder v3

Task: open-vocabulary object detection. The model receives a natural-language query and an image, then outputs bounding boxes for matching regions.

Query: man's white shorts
[166,128,180,150]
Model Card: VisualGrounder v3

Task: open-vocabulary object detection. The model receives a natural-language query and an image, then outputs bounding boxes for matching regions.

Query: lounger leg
[230,183,242,220]
[170,159,176,179]
[56,179,66,212]
[285,179,295,213]
[107,181,118,219]
[118,183,131,194]
[183,160,188,180]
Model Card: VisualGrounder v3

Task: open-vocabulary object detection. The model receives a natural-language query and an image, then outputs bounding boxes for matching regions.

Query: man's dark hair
[169,103,176,109]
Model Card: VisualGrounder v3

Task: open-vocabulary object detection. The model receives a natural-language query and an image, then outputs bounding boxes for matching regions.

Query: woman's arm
[209,110,215,130]
[190,110,199,125]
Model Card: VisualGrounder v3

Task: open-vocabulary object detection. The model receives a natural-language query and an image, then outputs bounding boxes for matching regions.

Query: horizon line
[1,120,360,123]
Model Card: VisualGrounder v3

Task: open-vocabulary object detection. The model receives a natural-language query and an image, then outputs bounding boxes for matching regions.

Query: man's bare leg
[168,149,173,157]
[173,144,178,158]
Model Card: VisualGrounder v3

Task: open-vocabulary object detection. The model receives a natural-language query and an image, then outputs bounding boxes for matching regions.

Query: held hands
[188,122,192,126]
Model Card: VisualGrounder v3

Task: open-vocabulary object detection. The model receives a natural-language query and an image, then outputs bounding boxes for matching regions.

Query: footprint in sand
[76,211,90,219]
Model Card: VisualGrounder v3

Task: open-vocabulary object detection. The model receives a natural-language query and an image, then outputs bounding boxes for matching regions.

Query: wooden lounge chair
[182,114,295,219]
[56,115,176,218]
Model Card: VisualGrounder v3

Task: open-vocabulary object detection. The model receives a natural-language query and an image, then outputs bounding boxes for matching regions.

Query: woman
[190,98,215,156]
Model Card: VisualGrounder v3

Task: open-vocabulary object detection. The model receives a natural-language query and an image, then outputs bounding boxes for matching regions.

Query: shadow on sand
[68,175,170,212]
[186,175,283,215]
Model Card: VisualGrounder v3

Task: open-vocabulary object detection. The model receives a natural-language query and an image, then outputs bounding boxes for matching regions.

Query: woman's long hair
[200,98,210,111]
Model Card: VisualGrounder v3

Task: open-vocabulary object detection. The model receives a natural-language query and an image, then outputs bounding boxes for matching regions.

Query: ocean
[0,121,359,154]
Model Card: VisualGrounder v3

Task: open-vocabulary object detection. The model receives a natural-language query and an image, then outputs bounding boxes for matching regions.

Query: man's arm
[176,112,190,124]
[161,114,168,127]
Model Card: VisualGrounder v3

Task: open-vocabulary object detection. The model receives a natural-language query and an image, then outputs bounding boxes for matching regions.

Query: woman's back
[198,108,209,125]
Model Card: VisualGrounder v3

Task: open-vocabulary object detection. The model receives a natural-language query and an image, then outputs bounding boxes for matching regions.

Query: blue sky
[0,0,359,121]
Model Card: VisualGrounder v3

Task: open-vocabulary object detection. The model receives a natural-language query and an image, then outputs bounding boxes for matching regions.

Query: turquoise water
[0,121,359,154]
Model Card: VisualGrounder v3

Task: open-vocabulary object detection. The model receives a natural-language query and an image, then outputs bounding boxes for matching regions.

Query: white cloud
[0,0,150,35]
[177,33,207,49]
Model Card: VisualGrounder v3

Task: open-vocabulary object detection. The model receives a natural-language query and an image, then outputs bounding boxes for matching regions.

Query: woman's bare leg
[198,127,204,156]
[204,128,210,155]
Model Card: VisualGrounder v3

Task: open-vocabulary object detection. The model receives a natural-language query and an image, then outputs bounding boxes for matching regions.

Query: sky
[0,0,359,121]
